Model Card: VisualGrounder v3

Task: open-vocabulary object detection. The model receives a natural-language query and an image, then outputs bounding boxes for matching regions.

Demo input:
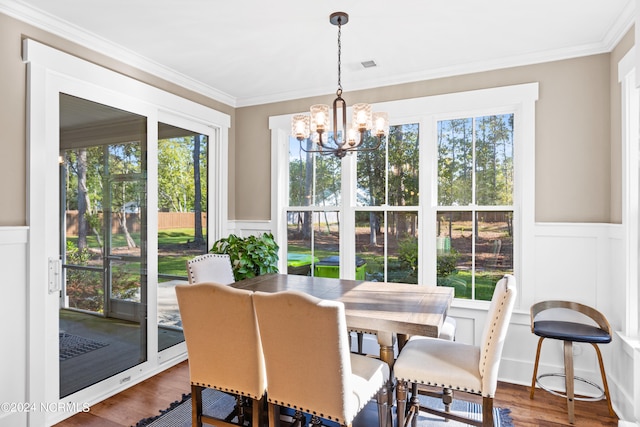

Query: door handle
[48,258,62,294]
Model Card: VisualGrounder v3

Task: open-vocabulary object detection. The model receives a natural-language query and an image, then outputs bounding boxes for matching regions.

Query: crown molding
[0,0,238,107]
[2,0,635,109]
[234,0,637,107]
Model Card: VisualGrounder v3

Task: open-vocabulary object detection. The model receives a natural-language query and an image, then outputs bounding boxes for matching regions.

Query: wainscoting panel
[0,227,28,427]
[226,220,272,238]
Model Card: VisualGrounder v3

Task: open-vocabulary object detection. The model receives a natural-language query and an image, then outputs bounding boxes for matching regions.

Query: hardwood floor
[53,360,618,427]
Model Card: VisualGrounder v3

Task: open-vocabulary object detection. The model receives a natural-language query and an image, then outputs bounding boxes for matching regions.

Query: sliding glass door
[59,94,148,397]
[25,40,229,425]
[58,93,217,398]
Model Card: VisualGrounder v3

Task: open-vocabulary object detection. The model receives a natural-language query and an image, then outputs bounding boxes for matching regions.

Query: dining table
[231,273,454,425]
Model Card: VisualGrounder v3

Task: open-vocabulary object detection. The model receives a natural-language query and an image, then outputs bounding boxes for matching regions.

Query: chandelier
[291,12,389,159]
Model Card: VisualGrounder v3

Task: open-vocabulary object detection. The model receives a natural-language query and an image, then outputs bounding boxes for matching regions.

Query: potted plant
[210,232,279,281]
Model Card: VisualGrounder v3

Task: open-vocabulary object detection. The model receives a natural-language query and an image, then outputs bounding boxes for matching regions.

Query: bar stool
[529,300,615,424]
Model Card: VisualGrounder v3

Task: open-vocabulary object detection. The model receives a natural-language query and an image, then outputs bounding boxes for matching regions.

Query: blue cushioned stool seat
[533,320,612,344]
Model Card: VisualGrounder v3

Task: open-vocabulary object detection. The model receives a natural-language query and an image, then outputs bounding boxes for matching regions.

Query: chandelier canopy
[291,12,388,159]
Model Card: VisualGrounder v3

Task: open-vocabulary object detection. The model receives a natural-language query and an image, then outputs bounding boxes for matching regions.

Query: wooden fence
[65,211,207,235]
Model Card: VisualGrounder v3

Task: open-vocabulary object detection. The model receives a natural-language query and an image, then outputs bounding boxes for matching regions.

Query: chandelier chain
[337,17,342,95]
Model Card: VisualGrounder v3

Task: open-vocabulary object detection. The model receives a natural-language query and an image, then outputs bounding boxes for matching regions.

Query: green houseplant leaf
[210,232,280,281]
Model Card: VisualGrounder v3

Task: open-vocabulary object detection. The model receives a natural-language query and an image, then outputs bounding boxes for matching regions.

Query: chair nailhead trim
[191,382,259,400]
[397,378,480,395]
[266,383,386,425]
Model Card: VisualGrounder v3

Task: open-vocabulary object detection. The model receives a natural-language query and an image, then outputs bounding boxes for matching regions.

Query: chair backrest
[253,290,355,424]
[479,274,517,396]
[175,282,266,399]
[530,300,612,335]
[186,253,235,284]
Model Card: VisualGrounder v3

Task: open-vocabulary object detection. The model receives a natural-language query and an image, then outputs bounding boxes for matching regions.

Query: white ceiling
[2,0,636,107]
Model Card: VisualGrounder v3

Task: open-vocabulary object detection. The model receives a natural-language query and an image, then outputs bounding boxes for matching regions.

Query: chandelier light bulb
[373,112,389,137]
[352,103,372,131]
[310,104,329,134]
[292,114,310,141]
[347,125,359,147]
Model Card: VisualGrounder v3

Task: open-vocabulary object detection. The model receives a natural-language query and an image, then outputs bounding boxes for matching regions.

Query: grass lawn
[68,228,205,279]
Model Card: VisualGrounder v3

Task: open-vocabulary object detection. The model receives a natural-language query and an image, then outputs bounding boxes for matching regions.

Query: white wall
[0,227,28,427]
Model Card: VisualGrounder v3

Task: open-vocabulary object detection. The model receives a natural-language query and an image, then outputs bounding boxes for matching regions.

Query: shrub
[437,250,459,277]
[397,236,460,280]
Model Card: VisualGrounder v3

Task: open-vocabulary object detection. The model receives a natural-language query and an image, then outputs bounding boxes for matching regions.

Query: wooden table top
[232,274,454,339]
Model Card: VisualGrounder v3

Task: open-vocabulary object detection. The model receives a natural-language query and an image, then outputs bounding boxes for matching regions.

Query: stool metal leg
[563,340,575,424]
[530,336,545,399]
[592,343,615,416]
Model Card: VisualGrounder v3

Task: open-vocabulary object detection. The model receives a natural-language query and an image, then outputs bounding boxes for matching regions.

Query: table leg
[377,330,397,425]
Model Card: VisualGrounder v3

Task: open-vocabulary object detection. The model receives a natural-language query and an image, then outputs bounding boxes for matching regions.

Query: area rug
[59,332,108,361]
[132,388,513,427]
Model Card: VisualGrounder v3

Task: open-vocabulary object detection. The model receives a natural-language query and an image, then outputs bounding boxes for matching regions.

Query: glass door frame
[25,39,230,426]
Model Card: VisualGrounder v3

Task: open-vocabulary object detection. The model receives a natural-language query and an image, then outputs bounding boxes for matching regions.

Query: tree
[107,142,142,249]
[192,134,206,246]
[76,148,88,249]
[64,147,105,254]
[158,138,194,212]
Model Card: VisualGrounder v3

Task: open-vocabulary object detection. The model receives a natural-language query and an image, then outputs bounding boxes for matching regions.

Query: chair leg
[357,332,364,354]
[530,337,545,399]
[410,383,419,427]
[251,396,264,427]
[191,384,203,427]
[481,396,494,427]
[396,380,408,427]
[442,388,453,413]
[235,395,246,425]
[592,343,615,417]
[563,340,575,424]
[376,384,389,427]
[267,402,281,427]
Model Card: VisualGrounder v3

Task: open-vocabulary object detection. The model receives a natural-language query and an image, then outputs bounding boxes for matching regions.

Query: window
[287,137,341,276]
[355,124,420,283]
[436,115,514,300]
[271,83,537,302]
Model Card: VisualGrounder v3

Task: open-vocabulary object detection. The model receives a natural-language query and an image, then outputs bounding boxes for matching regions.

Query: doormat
[59,332,108,361]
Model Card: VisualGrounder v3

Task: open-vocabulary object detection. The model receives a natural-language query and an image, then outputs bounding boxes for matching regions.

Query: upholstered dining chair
[253,290,390,427]
[175,282,266,427]
[186,253,235,284]
[394,274,517,427]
